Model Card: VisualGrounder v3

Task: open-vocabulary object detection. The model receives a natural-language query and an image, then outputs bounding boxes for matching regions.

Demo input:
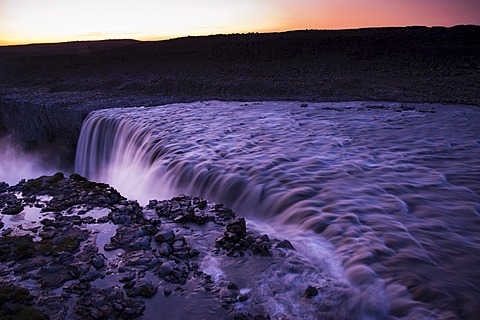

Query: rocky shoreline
[0,173,347,319]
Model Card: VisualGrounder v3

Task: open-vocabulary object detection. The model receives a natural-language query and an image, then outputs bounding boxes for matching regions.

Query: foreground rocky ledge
[0,173,342,319]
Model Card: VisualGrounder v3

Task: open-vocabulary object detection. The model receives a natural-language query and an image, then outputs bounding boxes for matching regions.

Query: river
[75,101,480,319]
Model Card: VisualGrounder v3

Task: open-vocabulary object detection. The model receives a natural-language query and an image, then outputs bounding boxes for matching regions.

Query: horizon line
[1,24,478,47]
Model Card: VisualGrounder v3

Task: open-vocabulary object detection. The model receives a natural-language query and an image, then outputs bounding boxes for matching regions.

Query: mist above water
[75,101,480,319]
[0,135,57,185]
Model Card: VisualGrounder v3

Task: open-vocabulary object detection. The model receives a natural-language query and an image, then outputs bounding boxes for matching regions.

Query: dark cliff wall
[0,97,83,166]
[0,26,479,167]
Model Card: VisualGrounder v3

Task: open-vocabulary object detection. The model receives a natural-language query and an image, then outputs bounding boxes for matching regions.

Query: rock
[0,182,8,192]
[147,200,158,208]
[158,262,174,276]
[69,173,88,181]
[227,218,247,238]
[80,266,100,282]
[227,282,239,290]
[276,240,296,251]
[2,205,24,215]
[238,294,248,302]
[130,236,151,250]
[164,286,172,296]
[125,278,157,298]
[197,199,207,209]
[303,285,318,298]
[252,235,271,256]
[138,278,157,297]
[159,242,171,256]
[92,255,105,269]
[174,250,190,260]
[155,229,175,244]
[120,272,136,283]
[189,248,200,257]
[0,174,304,319]
[148,257,161,267]
[172,239,185,251]
[219,283,240,304]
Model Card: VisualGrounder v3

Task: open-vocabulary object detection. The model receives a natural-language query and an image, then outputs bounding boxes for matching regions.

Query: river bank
[1,173,358,319]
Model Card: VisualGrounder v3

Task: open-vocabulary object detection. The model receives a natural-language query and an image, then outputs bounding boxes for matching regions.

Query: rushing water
[75,101,480,319]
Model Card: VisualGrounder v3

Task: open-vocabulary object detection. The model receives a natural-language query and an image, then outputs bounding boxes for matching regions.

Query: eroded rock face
[0,174,299,319]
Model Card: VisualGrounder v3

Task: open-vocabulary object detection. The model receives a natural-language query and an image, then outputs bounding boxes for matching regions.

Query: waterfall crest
[75,101,480,319]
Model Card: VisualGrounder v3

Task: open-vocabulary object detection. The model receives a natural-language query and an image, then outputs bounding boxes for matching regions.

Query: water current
[75,101,480,319]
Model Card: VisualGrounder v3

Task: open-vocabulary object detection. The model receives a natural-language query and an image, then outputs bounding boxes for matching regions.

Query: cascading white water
[76,101,480,319]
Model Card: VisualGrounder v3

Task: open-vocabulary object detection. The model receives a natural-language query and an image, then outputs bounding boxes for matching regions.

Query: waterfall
[75,101,480,319]
[75,110,175,202]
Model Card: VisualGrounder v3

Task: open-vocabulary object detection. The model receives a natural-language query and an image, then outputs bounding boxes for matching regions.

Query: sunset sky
[1,0,479,45]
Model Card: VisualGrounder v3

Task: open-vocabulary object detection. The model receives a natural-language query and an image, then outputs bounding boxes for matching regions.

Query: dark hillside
[0,26,479,166]
[1,26,479,102]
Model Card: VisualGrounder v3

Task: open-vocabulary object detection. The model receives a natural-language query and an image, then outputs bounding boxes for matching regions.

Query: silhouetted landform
[0,26,479,165]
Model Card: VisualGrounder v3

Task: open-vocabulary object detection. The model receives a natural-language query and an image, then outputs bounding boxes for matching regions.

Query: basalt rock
[0,173,340,319]
[0,182,8,193]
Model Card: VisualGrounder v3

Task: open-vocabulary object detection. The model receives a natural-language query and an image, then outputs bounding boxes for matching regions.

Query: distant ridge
[2,24,479,48]
[1,25,478,104]
[0,25,479,166]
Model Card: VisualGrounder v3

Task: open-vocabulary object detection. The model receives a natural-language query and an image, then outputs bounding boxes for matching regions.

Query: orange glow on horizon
[1,0,479,46]
[278,0,480,31]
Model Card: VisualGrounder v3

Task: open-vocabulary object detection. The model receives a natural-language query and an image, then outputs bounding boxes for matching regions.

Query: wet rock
[164,286,173,296]
[0,175,300,319]
[130,236,151,250]
[155,229,175,244]
[158,261,174,276]
[193,210,211,224]
[197,199,208,209]
[216,218,247,248]
[174,249,191,260]
[120,272,136,283]
[154,201,171,216]
[189,248,200,257]
[127,255,153,267]
[79,265,100,282]
[147,199,158,208]
[0,281,48,319]
[304,285,319,298]
[0,235,34,261]
[126,278,157,298]
[69,173,88,181]
[0,182,8,192]
[73,287,145,319]
[238,294,248,302]
[276,239,296,251]
[38,264,76,287]
[92,254,105,269]
[214,203,236,221]
[173,239,185,251]
[159,242,171,256]
[219,286,239,304]
[39,229,56,240]
[252,235,271,256]
[227,218,247,238]
[2,205,24,215]
[231,312,271,320]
